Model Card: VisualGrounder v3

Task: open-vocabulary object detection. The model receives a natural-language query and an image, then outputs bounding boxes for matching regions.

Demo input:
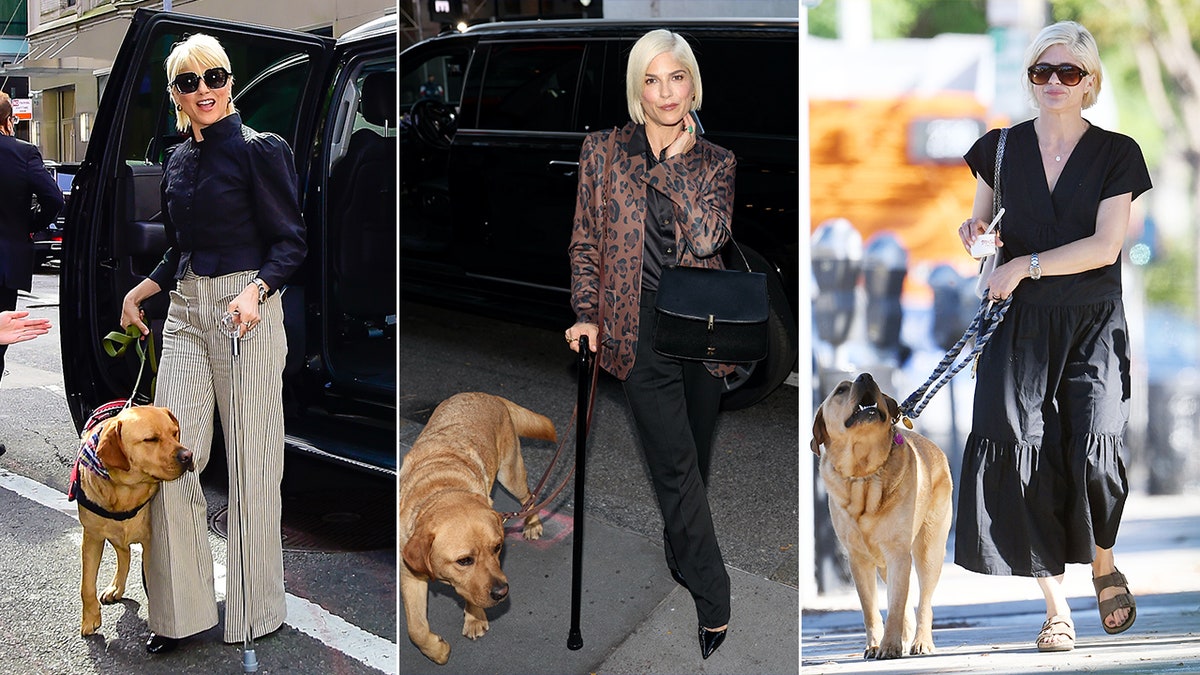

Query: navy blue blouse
[964,120,1151,306]
[149,113,306,294]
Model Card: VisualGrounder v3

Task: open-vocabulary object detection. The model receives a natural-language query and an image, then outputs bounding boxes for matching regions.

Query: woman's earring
[175,104,182,111]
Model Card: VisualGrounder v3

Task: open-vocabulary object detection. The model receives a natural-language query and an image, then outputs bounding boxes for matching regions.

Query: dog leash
[101,324,158,407]
[897,296,1012,424]
[501,345,599,523]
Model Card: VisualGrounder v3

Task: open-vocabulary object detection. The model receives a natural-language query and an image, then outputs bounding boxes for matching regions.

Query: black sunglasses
[169,67,232,94]
[1027,63,1089,86]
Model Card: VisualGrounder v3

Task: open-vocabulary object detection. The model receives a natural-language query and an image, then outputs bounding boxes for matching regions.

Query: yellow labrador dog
[399,392,556,665]
[70,405,194,636]
[811,373,953,660]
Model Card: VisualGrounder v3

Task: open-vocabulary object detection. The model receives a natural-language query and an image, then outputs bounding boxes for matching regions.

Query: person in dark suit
[0,91,64,384]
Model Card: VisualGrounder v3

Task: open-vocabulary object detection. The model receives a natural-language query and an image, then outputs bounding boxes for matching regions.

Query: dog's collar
[68,470,151,521]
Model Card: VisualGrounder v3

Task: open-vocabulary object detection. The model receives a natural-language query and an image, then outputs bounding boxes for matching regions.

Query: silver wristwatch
[253,278,269,304]
[1029,252,1042,280]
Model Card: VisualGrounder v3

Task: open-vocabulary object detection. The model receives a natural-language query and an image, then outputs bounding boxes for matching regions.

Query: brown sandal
[1094,568,1137,634]
[1036,615,1075,652]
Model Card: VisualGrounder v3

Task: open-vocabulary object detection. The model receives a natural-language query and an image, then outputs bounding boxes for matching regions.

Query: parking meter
[928,264,977,351]
[862,233,908,355]
[811,218,863,347]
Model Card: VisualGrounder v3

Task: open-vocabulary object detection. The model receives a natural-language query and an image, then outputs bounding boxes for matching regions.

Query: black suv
[61,9,397,473]
[400,19,799,409]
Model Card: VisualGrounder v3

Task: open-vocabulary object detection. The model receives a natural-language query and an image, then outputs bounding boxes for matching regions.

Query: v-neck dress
[954,120,1152,577]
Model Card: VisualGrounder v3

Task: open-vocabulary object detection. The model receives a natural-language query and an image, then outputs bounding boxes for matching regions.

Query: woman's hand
[564,322,599,353]
[958,216,1005,258]
[228,284,262,337]
[0,311,50,346]
[121,279,161,336]
[663,113,698,159]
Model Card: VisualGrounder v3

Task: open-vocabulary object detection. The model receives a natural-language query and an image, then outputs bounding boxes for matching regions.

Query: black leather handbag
[652,243,769,363]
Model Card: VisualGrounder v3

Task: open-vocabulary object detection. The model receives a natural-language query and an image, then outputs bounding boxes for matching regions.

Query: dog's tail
[499,397,558,443]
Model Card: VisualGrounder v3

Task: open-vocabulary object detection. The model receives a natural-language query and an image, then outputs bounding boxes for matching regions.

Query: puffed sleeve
[148,145,182,291]
[247,132,307,292]
[569,130,605,325]
[645,139,734,258]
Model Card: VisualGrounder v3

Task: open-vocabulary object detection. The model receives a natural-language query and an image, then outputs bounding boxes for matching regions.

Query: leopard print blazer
[568,121,737,381]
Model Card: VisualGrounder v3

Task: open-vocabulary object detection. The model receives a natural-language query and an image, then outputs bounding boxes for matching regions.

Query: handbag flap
[656,266,769,324]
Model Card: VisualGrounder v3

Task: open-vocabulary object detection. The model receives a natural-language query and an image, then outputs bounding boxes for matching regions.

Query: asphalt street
[0,270,396,674]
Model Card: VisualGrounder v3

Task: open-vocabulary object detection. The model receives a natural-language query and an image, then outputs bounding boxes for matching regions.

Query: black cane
[567,334,592,650]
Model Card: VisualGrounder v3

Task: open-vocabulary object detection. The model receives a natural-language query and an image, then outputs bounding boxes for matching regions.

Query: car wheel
[720,245,797,410]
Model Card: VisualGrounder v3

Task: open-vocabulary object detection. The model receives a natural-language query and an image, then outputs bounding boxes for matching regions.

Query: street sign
[12,98,32,121]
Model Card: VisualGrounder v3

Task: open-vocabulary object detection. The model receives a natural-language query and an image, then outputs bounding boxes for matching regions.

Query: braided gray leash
[897,296,1012,423]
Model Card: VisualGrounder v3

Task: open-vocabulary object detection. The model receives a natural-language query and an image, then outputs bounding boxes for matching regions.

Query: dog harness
[68,401,149,521]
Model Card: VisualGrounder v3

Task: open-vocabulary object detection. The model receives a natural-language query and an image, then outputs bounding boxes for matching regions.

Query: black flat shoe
[146,633,179,654]
[699,625,727,659]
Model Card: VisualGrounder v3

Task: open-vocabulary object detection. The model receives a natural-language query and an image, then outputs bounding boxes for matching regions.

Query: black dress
[954,120,1152,577]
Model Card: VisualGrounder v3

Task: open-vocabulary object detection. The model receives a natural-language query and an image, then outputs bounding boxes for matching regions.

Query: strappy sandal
[1094,568,1137,634]
[1036,615,1075,652]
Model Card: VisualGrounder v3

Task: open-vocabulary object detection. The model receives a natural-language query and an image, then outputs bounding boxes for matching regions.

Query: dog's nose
[855,373,875,387]
[177,448,195,472]
[490,582,509,602]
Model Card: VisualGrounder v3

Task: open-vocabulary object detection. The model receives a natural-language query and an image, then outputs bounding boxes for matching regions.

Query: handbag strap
[992,127,1008,222]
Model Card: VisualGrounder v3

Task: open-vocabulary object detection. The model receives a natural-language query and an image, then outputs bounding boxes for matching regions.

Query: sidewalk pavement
[802,493,1200,674]
[398,418,801,675]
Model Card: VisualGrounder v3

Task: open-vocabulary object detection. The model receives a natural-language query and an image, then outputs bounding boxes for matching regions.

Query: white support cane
[220,312,258,673]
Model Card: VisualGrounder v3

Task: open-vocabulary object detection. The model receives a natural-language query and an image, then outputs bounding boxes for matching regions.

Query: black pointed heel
[699,625,727,659]
[146,632,180,654]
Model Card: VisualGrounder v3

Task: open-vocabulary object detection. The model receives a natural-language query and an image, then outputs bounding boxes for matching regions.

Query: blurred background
[803,0,1200,596]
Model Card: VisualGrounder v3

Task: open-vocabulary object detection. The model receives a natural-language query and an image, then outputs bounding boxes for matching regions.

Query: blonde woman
[120,33,306,653]
[565,29,735,659]
[955,21,1150,652]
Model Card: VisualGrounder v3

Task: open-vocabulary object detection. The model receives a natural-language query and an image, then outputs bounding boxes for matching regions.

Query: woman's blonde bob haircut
[166,33,237,132]
[1022,20,1102,110]
[625,29,703,125]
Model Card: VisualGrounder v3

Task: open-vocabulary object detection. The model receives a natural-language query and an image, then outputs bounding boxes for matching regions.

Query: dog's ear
[402,528,435,579]
[810,406,826,457]
[164,408,182,441]
[96,420,132,472]
[883,394,901,425]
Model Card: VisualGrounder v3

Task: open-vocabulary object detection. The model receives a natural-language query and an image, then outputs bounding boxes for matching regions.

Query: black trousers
[0,287,18,384]
[622,298,730,628]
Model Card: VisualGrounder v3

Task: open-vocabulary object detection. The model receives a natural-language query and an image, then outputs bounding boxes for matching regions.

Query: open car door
[61,9,334,433]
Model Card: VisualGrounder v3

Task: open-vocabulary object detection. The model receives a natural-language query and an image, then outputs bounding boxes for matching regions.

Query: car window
[117,29,324,167]
[690,38,798,138]
[472,42,585,131]
[401,49,467,109]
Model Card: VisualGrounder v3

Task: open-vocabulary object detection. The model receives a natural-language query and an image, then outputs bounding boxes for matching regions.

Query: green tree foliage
[807,0,988,39]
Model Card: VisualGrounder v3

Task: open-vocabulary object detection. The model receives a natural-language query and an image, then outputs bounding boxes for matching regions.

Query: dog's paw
[862,644,879,659]
[81,611,102,636]
[522,514,543,540]
[462,613,490,640]
[874,637,906,660]
[910,638,936,655]
[100,584,124,604]
[419,636,451,665]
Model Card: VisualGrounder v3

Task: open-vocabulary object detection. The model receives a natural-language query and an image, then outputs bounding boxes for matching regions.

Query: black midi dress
[954,120,1152,578]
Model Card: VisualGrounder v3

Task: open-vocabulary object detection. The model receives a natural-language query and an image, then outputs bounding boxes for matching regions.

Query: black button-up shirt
[149,113,306,294]
[628,125,677,293]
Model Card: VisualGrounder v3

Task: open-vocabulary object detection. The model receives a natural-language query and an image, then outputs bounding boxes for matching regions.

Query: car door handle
[548,160,579,178]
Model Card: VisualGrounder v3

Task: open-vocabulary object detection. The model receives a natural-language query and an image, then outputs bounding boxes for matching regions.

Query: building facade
[10,0,396,162]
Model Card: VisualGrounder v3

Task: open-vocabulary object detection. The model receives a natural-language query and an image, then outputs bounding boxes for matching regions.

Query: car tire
[719,245,797,411]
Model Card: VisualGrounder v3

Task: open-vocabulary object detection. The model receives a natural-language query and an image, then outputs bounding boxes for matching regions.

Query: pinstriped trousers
[145,268,287,642]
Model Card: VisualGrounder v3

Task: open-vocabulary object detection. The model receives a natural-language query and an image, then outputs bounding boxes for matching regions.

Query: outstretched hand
[0,310,51,346]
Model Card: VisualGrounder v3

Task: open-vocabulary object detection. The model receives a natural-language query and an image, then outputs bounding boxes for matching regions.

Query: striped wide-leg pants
[145,268,288,642]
